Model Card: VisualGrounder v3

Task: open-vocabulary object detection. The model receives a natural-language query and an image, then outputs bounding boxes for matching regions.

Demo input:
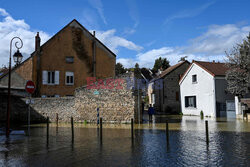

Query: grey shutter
[194,96,197,108]
[42,71,48,85]
[55,71,60,85]
[185,97,188,107]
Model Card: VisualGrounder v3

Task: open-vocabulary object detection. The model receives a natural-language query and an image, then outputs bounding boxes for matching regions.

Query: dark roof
[0,67,8,76]
[241,98,250,108]
[157,60,190,79]
[0,55,33,80]
[140,68,153,81]
[194,61,229,76]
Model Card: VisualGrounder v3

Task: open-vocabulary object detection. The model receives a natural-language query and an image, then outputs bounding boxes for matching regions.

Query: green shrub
[200,110,204,119]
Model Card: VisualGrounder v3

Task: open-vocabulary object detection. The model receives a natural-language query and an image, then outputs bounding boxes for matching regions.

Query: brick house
[153,61,190,113]
[0,19,116,97]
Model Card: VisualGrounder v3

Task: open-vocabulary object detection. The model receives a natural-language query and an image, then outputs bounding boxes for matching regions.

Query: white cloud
[164,1,214,24]
[120,23,250,68]
[122,27,136,36]
[125,0,139,28]
[88,0,107,25]
[0,8,50,67]
[186,24,250,54]
[81,8,100,29]
[94,29,143,54]
[117,58,134,67]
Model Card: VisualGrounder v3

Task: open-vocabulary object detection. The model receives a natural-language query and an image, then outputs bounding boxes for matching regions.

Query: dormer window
[66,57,74,63]
[192,75,197,83]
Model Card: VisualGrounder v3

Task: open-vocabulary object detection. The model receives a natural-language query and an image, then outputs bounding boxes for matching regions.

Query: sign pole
[28,94,31,136]
[25,80,35,136]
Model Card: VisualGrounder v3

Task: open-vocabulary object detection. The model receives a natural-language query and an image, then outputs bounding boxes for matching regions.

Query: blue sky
[0,0,250,68]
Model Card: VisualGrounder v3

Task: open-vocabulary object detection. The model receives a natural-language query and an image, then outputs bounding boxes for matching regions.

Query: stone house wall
[154,61,190,113]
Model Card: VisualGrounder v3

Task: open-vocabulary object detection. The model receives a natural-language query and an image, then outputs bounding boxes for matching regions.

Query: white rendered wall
[180,63,216,117]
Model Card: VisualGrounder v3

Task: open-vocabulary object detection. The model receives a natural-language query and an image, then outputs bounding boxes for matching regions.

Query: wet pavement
[0,115,250,166]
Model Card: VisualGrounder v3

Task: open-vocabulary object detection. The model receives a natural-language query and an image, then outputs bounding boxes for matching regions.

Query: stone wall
[30,97,75,122]
[0,94,46,125]
[26,73,141,123]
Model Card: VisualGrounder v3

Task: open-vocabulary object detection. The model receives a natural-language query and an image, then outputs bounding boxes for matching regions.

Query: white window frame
[42,70,59,85]
[65,72,74,85]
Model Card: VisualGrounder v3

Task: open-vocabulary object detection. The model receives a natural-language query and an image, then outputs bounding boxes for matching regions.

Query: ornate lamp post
[6,37,23,137]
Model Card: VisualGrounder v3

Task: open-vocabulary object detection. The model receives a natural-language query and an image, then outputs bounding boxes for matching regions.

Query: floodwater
[0,115,250,167]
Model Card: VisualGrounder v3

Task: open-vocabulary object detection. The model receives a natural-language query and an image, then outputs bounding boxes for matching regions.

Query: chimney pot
[35,32,41,52]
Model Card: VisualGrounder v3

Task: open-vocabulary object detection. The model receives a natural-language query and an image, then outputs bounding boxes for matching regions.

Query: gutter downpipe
[93,31,96,77]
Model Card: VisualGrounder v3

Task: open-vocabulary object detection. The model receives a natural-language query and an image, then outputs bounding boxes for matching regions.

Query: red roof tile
[194,61,229,76]
[158,60,189,79]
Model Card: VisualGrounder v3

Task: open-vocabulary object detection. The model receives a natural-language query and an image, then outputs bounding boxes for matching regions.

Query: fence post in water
[100,117,102,141]
[166,120,169,144]
[47,116,49,142]
[56,113,58,127]
[205,120,209,145]
[71,117,74,142]
[131,118,134,139]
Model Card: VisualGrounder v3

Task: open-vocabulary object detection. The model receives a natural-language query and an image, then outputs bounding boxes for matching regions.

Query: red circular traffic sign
[25,80,36,94]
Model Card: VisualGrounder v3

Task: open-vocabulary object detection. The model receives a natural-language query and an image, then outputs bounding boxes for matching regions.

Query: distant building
[153,61,190,113]
[179,61,234,117]
[0,19,116,97]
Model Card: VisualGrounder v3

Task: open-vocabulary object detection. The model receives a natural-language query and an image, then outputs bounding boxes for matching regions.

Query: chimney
[35,32,41,52]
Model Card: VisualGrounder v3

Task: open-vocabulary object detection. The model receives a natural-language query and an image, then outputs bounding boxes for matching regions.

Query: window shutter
[194,96,197,108]
[55,71,60,85]
[185,97,188,107]
[42,71,48,85]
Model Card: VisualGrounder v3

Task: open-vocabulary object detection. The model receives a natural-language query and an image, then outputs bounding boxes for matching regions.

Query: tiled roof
[0,68,9,78]
[241,98,250,108]
[157,60,189,79]
[194,61,229,76]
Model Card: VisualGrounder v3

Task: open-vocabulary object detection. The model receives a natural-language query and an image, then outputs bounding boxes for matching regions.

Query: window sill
[185,107,197,109]
[192,82,197,84]
[65,84,74,86]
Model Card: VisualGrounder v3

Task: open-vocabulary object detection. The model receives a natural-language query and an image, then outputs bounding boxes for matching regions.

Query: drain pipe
[93,31,96,77]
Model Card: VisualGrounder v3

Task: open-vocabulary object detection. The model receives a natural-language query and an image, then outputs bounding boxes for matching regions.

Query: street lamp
[6,37,23,137]
[13,50,23,65]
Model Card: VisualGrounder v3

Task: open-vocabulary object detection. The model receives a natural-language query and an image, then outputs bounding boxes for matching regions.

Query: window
[65,72,74,85]
[185,96,196,108]
[66,57,74,63]
[48,71,55,84]
[42,71,59,85]
[192,75,197,83]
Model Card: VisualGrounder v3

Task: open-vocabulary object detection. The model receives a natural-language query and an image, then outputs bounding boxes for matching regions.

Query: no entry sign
[25,80,36,94]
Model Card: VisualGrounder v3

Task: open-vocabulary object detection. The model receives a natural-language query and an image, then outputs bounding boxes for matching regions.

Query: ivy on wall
[71,27,93,74]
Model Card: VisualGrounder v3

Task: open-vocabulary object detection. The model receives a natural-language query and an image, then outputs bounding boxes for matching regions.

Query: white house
[179,61,234,117]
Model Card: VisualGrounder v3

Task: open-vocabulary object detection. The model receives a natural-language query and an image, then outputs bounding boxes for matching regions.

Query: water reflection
[0,116,249,166]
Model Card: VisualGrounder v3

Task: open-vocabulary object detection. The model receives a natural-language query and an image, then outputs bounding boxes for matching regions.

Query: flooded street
[0,115,250,167]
